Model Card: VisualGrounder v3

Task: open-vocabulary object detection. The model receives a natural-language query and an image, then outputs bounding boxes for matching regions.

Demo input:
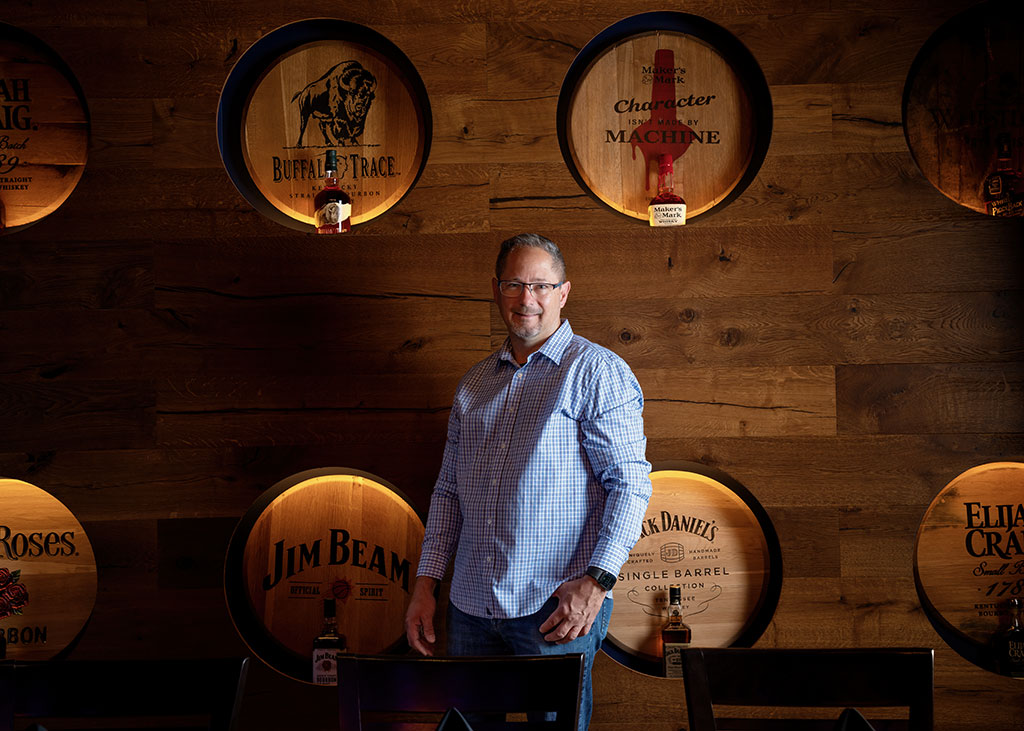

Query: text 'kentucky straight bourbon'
[314,149,352,233]
[662,584,692,677]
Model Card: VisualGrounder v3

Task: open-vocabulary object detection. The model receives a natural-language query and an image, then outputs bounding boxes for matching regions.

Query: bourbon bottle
[992,596,1024,678]
[314,149,352,234]
[312,598,347,685]
[661,584,691,678]
[983,133,1023,217]
[648,153,686,227]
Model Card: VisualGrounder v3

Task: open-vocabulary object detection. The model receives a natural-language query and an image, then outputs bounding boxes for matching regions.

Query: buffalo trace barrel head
[218,19,431,232]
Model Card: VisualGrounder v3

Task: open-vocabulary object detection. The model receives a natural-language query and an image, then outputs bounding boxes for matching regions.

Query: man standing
[404,233,652,730]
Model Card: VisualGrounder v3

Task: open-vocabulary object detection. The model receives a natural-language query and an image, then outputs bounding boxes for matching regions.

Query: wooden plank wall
[1,0,1022,729]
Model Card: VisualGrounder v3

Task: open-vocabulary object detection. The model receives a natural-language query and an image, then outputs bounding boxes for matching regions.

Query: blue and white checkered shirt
[417,320,652,619]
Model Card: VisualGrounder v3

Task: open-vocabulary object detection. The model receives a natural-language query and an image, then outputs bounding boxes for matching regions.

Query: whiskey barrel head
[0,478,97,660]
[218,19,431,232]
[557,12,772,225]
[0,23,89,234]
[902,0,1024,216]
[224,468,425,683]
[914,461,1024,676]
[603,462,781,677]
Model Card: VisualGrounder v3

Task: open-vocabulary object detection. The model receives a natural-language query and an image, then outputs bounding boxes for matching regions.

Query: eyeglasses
[497,280,564,297]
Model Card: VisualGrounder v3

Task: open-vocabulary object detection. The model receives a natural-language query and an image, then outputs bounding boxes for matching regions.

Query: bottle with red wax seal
[648,153,686,227]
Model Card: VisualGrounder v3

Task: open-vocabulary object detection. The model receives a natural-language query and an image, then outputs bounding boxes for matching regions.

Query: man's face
[492,246,571,355]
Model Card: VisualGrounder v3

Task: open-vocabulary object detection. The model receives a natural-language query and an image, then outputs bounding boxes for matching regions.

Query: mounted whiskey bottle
[648,153,686,227]
[992,596,1024,678]
[314,149,352,233]
[983,133,1023,217]
[661,584,691,678]
[312,598,347,685]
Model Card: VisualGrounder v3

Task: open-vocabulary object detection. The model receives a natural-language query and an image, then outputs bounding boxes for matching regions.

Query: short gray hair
[495,233,566,281]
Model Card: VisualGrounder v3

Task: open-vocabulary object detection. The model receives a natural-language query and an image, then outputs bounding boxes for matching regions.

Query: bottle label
[312,648,339,685]
[649,202,686,227]
[663,642,688,678]
[315,201,352,229]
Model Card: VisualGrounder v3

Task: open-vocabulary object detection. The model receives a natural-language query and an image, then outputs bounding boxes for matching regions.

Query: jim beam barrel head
[902,0,1024,216]
[0,22,89,233]
[604,464,781,676]
[914,461,1024,674]
[0,478,97,660]
[218,19,431,232]
[224,467,424,683]
[557,11,771,225]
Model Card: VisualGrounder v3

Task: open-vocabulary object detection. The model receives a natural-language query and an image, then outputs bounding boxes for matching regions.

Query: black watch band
[585,565,617,591]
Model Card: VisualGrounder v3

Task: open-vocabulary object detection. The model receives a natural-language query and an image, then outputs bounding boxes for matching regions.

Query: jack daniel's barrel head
[557,12,772,225]
[224,468,424,683]
[217,19,431,232]
[0,478,97,660]
[0,23,89,234]
[603,463,781,677]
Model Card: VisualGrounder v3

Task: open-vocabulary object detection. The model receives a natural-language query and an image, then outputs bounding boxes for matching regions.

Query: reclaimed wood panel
[503,225,833,300]
[837,363,1024,434]
[153,234,494,304]
[769,84,832,157]
[0,380,155,451]
[639,365,836,438]
[557,291,1022,368]
[0,240,152,309]
[832,219,1024,294]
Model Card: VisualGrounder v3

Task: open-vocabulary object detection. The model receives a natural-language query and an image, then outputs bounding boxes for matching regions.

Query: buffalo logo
[292,61,377,147]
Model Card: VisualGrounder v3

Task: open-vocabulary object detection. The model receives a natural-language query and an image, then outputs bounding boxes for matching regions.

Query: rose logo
[0,567,29,618]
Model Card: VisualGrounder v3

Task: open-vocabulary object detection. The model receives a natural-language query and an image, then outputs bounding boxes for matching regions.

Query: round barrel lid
[914,462,1024,676]
[557,11,772,225]
[902,0,1024,216]
[0,22,89,234]
[217,19,432,232]
[603,463,781,676]
[0,478,97,660]
[224,468,425,683]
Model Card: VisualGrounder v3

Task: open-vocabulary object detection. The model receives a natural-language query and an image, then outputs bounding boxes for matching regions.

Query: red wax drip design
[631,49,696,191]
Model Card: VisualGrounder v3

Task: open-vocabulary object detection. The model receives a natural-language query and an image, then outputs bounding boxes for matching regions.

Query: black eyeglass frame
[496,280,566,297]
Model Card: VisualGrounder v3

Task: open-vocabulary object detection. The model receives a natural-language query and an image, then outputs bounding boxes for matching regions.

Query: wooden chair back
[337,653,584,730]
[682,647,934,731]
[0,657,249,731]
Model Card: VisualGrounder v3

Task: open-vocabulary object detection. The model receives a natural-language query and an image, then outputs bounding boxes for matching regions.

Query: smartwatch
[585,565,617,591]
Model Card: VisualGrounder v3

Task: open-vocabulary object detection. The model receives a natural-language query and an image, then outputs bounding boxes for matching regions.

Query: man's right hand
[404,576,438,656]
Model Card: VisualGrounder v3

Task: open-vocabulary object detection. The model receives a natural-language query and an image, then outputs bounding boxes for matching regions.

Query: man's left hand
[539,575,608,644]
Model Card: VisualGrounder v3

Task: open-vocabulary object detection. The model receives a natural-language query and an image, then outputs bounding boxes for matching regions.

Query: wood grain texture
[0,0,1021,729]
[837,363,1024,434]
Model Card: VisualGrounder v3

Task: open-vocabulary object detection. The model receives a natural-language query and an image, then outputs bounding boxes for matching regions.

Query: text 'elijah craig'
[314,149,352,234]
[312,598,347,685]
[661,583,692,678]
[648,153,686,227]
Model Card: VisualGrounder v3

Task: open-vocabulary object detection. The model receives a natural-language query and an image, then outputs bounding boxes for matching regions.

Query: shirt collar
[498,319,573,368]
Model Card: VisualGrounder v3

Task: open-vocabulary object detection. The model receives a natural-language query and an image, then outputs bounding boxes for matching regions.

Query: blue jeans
[447,595,612,731]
